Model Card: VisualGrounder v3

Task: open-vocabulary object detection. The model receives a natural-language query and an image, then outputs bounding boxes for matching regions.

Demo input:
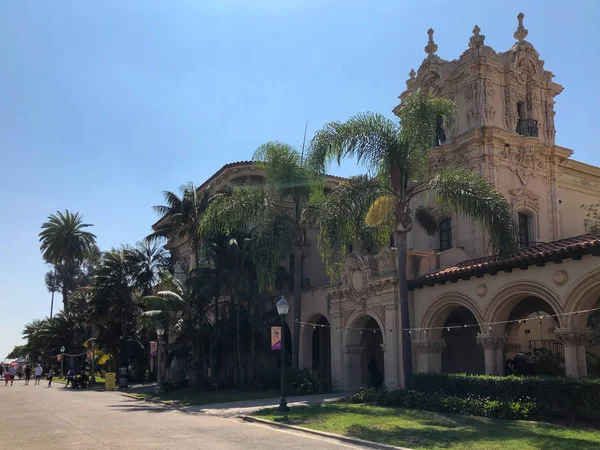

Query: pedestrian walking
[47,366,55,387]
[24,365,32,385]
[64,368,75,388]
[3,367,10,386]
[34,364,43,385]
[8,365,16,386]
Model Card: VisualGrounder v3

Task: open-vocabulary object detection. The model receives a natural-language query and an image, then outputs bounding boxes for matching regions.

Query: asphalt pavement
[0,381,364,449]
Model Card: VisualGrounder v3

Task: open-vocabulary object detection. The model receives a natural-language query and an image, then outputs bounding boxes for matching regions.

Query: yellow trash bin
[105,372,116,391]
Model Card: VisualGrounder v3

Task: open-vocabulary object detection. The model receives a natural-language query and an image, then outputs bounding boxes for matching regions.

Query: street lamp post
[156,325,165,392]
[276,295,290,413]
[60,346,65,378]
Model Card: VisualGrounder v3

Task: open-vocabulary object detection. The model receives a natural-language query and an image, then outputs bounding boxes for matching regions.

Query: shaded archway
[301,314,332,389]
[486,286,565,376]
[346,314,384,389]
[441,307,485,374]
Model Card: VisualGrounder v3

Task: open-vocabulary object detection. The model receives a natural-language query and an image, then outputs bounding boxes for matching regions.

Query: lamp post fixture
[60,346,65,378]
[276,295,290,413]
[156,325,165,392]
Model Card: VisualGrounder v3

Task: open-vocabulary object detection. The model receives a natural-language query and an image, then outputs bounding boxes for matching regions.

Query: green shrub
[348,387,387,404]
[366,389,536,420]
[409,372,600,422]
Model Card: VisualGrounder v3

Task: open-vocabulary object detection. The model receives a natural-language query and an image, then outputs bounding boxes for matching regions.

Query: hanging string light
[293,306,600,334]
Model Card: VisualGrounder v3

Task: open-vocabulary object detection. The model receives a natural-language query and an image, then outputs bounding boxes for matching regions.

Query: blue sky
[1,0,599,359]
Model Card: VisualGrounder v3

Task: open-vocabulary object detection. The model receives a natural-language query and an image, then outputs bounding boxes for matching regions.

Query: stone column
[383,307,398,390]
[555,328,592,377]
[411,339,446,373]
[341,344,364,390]
[329,314,344,391]
[476,334,508,375]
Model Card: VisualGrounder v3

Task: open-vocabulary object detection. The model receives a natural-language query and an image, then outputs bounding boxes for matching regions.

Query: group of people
[2,364,52,387]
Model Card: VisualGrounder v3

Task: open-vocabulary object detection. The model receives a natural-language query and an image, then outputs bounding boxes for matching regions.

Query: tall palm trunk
[232,291,244,386]
[291,246,302,369]
[61,261,72,313]
[395,231,412,389]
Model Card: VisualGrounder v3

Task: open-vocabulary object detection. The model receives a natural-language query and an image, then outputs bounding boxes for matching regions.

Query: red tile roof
[409,234,600,289]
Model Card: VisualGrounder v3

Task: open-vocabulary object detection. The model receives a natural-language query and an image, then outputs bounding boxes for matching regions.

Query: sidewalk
[138,392,353,418]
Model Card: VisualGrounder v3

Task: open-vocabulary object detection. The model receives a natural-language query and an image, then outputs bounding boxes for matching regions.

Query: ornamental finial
[514,12,528,43]
[409,68,416,79]
[424,28,438,57]
[468,25,485,47]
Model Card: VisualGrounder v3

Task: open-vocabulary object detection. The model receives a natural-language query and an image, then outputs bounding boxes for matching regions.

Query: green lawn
[134,389,278,407]
[254,403,600,450]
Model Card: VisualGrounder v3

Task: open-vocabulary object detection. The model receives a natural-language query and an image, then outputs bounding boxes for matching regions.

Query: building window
[439,218,452,251]
[433,115,446,147]
[518,213,530,248]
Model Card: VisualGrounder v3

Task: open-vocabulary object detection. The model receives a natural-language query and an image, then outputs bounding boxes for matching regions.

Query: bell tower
[397,14,570,258]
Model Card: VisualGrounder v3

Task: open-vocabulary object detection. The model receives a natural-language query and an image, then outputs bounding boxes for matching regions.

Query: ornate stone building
[157,14,600,390]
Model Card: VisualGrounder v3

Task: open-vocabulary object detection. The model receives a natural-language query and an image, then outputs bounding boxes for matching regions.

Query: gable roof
[409,234,600,289]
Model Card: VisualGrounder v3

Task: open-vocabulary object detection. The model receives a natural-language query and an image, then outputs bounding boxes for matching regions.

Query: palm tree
[90,249,137,366]
[140,272,209,387]
[126,241,170,296]
[39,210,97,312]
[201,186,297,383]
[307,91,517,388]
[44,269,61,318]
[147,183,213,271]
[253,141,316,369]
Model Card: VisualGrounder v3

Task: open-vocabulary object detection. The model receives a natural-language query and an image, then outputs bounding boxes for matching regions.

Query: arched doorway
[488,292,564,376]
[301,314,332,389]
[346,315,384,389]
[441,307,485,374]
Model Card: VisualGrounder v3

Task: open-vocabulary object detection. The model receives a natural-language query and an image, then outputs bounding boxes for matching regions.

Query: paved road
[0,382,363,450]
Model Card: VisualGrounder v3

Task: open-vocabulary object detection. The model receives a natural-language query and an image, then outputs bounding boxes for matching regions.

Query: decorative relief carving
[545,101,556,142]
[468,25,485,48]
[475,284,488,297]
[485,106,495,123]
[341,309,353,327]
[412,339,446,354]
[376,248,397,275]
[476,334,509,350]
[504,342,522,353]
[504,86,518,131]
[508,188,541,211]
[553,270,568,286]
[373,305,386,323]
[500,144,540,184]
[555,328,593,346]
[429,154,446,170]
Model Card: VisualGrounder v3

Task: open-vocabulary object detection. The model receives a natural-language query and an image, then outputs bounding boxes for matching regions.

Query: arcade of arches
[296,246,600,391]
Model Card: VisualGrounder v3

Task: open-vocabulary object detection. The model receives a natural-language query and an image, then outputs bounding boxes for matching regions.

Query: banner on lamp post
[150,341,157,357]
[56,354,62,362]
[271,326,282,350]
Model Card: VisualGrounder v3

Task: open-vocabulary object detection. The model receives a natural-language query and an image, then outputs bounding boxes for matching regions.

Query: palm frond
[429,169,518,254]
[414,206,439,236]
[365,195,395,227]
[315,175,391,279]
[307,113,403,176]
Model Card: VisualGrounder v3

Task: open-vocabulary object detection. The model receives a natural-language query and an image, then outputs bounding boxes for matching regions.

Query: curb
[240,415,411,450]
[120,393,182,408]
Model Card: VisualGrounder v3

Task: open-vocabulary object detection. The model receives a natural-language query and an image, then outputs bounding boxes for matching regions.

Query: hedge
[348,373,600,422]
[409,373,600,422]
[348,387,537,420]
